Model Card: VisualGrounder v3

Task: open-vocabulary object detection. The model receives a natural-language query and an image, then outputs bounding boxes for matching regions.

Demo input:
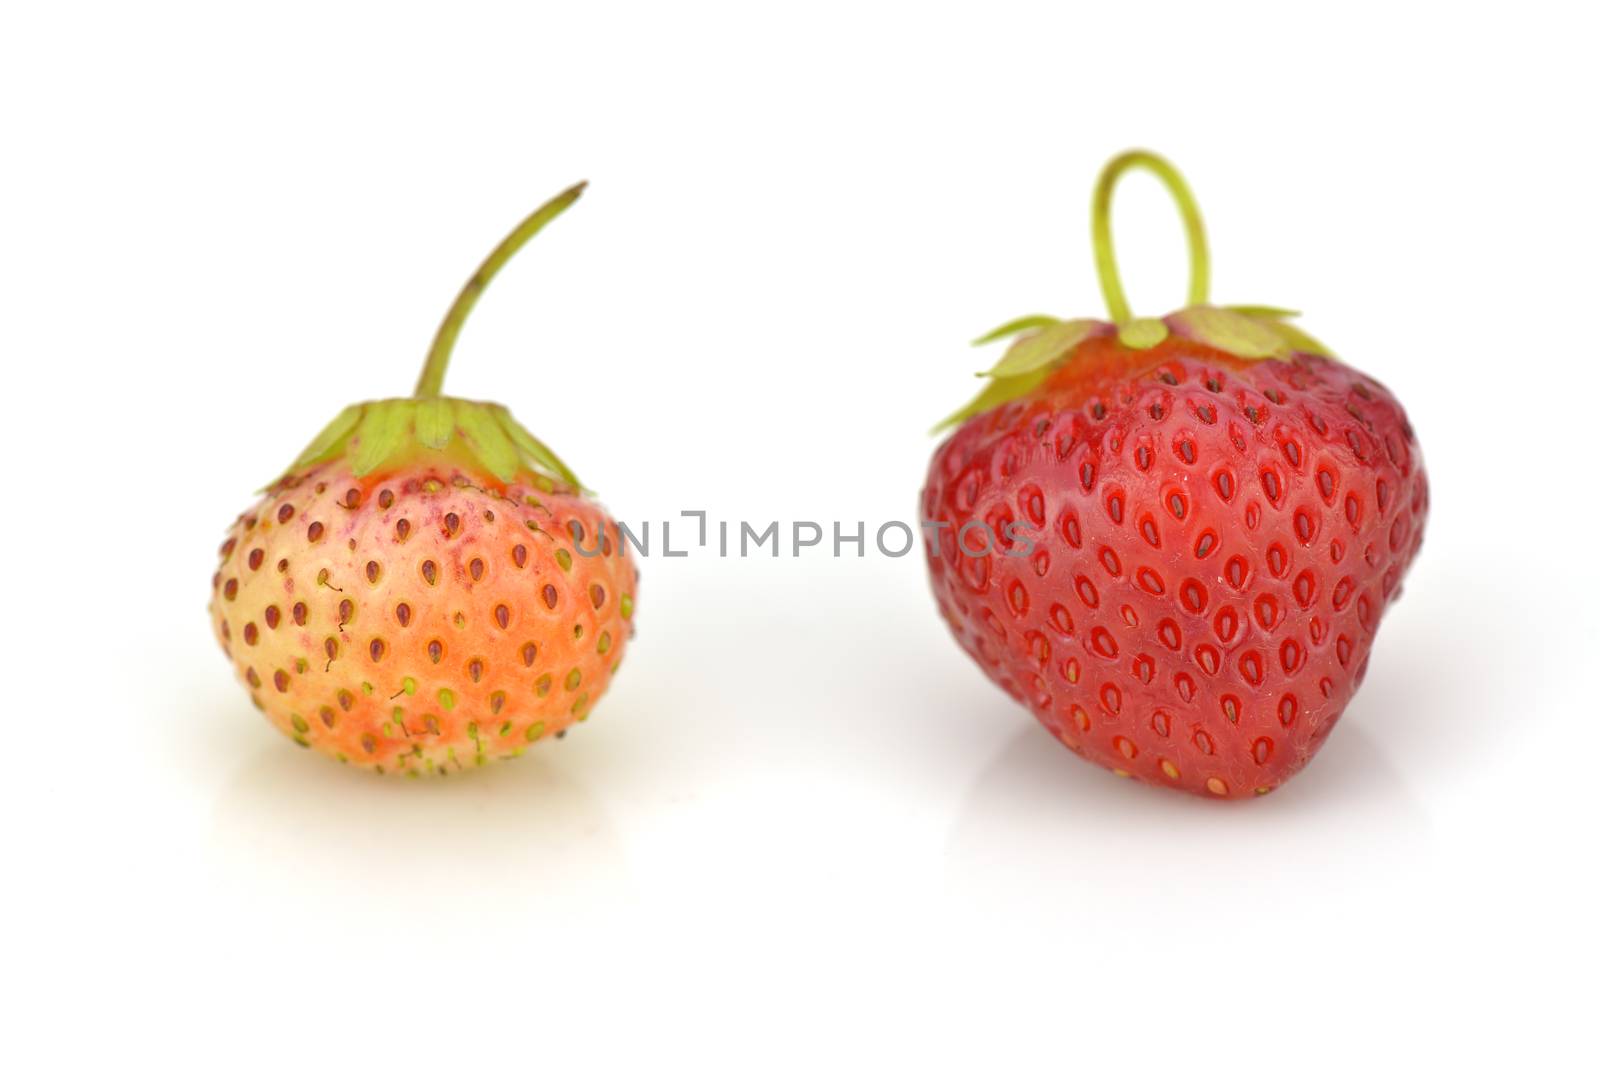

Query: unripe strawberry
[923,152,1427,799]
[210,185,638,775]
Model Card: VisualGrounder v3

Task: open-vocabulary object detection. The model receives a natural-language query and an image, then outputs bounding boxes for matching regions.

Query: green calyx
[277,183,589,489]
[936,150,1331,432]
[287,397,582,488]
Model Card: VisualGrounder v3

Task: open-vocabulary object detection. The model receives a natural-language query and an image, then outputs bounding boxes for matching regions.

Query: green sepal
[971,314,1061,347]
[980,318,1105,378]
[1223,304,1300,320]
[277,397,584,489]
[1228,306,1333,357]
[351,401,416,476]
[1257,317,1332,358]
[934,365,1054,433]
[289,404,362,470]
[492,406,585,492]
[452,400,522,482]
[414,397,455,449]
[932,317,1105,432]
[1166,305,1291,359]
[1116,317,1169,350]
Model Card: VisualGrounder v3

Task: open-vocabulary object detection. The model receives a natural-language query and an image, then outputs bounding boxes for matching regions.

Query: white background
[4,2,1596,1063]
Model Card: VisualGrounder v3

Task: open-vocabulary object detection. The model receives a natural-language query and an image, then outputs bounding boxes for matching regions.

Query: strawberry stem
[414,181,587,399]
[1091,151,1209,325]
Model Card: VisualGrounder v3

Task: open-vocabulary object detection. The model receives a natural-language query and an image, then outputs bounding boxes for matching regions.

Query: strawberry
[210,184,638,775]
[922,151,1427,798]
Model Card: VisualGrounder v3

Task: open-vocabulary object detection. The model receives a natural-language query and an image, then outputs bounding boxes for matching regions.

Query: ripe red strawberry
[210,184,638,775]
[922,152,1427,798]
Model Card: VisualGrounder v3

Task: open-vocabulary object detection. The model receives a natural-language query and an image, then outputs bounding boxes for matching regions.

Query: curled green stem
[1090,151,1209,325]
[414,181,587,399]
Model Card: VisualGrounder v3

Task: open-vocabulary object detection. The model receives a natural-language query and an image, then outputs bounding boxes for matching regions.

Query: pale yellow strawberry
[209,184,639,775]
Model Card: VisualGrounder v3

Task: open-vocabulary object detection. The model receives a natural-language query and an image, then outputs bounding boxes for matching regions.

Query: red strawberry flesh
[921,334,1427,797]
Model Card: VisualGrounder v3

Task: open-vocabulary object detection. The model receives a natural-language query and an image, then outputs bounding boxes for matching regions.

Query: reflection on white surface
[210,736,633,917]
[948,720,1426,902]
